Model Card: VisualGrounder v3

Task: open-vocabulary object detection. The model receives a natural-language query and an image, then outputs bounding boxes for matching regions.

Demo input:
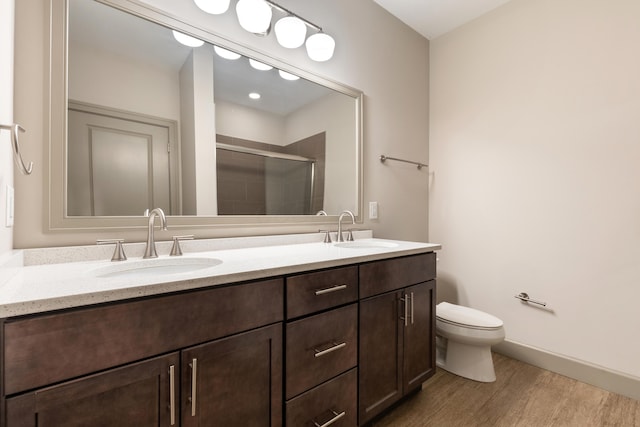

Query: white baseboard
[494,339,640,401]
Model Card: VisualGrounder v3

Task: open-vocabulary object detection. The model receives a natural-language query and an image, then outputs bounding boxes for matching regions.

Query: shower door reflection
[216,138,324,215]
[265,157,315,215]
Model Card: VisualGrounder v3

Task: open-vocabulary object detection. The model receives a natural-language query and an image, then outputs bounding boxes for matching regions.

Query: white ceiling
[70,0,331,117]
[372,0,514,40]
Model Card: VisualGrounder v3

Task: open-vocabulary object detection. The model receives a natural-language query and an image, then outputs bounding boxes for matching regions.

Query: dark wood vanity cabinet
[358,254,437,425]
[285,267,359,427]
[2,278,283,427]
[1,251,437,427]
[5,324,283,427]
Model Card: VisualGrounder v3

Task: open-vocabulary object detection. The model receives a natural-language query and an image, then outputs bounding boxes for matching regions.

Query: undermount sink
[333,240,399,249]
[92,257,223,279]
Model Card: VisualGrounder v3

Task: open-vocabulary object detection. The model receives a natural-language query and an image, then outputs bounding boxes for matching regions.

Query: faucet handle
[345,229,354,241]
[97,239,127,262]
[170,235,194,256]
[318,230,333,244]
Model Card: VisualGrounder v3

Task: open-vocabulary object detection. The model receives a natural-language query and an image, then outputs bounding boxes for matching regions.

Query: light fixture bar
[265,0,322,32]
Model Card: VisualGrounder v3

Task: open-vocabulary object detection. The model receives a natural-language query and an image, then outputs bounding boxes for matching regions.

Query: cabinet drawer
[360,253,436,298]
[286,304,357,399]
[286,368,357,427]
[3,278,283,395]
[286,266,358,318]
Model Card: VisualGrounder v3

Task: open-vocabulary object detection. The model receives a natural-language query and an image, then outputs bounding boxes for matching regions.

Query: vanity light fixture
[172,30,205,47]
[195,0,336,61]
[214,45,241,60]
[265,1,335,61]
[305,32,335,62]
[278,70,299,81]
[249,59,273,71]
[193,0,230,15]
[236,0,272,35]
[274,16,306,48]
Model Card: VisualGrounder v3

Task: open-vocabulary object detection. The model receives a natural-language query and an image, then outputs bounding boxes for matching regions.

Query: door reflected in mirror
[67,0,359,218]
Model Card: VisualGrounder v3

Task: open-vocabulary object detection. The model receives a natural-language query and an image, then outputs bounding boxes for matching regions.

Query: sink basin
[333,240,399,249]
[92,257,223,279]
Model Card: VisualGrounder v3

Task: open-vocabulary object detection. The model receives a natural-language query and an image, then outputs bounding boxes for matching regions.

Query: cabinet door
[358,291,403,424]
[181,323,282,427]
[403,281,436,393]
[6,353,179,427]
[4,278,283,396]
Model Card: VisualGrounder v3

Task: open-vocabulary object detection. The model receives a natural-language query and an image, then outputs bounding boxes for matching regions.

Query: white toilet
[435,302,505,382]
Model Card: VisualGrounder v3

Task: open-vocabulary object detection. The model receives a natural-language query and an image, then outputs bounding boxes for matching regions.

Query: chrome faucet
[143,208,167,259]
[337,210,355,242]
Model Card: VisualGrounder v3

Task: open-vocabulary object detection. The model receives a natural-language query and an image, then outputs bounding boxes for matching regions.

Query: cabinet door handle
[189,358,198,417]
[169,365,176,426]
[314,342,347,358]
[313,410,346,427]
[411,292,415,325]
[315,284,347,295]
[401,295,409,326]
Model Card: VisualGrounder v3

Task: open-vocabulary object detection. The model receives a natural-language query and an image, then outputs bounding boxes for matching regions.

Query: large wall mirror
[48,0,363,230]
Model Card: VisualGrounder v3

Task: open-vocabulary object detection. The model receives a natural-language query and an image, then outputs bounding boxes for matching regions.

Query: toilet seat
[436,302,503,330]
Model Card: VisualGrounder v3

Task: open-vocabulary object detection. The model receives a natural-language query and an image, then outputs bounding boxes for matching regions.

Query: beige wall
[69,41,181,121]
[216,101,286,146]
[430,0,640,378]
[13,0,429,248]
[285,93,357,215]
[0,0,15,256]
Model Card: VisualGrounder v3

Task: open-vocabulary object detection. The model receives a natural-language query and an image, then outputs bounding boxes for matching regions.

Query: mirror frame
[47,0,363,231]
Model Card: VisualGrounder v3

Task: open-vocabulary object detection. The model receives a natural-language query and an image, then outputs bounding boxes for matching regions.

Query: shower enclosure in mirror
[48,0,362,230]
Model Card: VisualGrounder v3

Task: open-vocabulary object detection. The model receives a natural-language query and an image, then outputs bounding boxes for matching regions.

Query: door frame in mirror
[47,0,363,231]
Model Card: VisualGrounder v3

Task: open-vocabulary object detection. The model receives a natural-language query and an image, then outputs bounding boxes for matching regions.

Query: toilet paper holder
[514,292,547,307]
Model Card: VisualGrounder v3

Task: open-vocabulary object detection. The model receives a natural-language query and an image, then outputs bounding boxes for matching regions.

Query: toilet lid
[436,302,503,328]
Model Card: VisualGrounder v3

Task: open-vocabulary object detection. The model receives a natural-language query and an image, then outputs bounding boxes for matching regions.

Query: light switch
[6,184,14,228]
[369,201,378,220]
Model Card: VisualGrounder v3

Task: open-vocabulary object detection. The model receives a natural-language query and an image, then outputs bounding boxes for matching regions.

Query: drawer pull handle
[314,342,347,358]
[315,284,348,295]
[169,365,176,426]
[313,410,346,427]
[189,358,198,416]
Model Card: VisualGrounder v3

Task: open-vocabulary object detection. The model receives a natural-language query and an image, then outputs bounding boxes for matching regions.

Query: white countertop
[0,234,440,318]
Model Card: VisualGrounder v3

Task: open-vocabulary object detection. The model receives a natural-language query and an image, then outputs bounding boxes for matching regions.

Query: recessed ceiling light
[172,30,204,47]
[249,92,261,100]
[278,70,300,81]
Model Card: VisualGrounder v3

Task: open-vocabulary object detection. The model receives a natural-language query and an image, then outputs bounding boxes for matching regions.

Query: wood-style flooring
[370,353,640,427]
